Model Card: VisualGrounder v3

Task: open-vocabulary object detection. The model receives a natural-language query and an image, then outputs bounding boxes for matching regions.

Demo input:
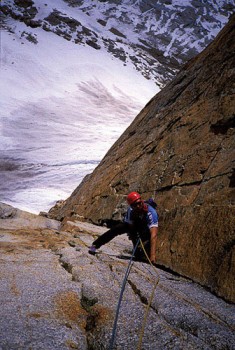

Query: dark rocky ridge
[49,15,235,303]
[2,0,234,86]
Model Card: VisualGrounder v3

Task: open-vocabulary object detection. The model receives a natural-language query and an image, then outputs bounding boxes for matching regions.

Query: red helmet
[127,192,141,205]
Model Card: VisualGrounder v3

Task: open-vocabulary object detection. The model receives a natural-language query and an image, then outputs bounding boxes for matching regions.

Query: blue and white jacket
[124,203,158,229]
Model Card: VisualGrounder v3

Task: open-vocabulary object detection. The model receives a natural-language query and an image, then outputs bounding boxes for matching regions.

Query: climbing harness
[109,237,160,350]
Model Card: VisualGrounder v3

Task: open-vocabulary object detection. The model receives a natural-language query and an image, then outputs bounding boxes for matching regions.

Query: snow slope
[0,17,157,213]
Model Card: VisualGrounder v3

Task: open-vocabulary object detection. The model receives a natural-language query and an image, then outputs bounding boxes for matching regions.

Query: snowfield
[1,19,157,213]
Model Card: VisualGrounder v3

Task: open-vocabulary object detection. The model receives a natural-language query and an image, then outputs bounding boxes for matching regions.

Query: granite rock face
[50,16,235,302]
[1,206,235,349]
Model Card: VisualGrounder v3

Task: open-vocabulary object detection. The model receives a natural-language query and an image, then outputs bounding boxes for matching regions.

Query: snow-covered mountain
[2,0,234,86]
[0,0,234,213]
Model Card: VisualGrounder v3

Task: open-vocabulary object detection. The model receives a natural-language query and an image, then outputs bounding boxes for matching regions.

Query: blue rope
[109,237,140,350]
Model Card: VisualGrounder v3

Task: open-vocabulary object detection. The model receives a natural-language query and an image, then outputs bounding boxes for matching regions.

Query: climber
[88,192,158,264]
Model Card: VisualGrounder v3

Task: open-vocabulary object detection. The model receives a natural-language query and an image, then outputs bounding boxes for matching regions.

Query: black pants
[92,222,151,259]
[92,222,129,249]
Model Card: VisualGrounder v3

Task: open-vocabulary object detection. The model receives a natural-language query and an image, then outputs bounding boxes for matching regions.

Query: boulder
[0,202,60,230]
